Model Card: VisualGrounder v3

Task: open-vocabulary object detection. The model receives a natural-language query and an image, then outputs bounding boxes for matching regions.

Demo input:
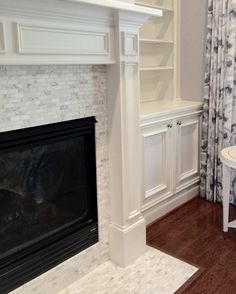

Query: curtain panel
[200,0,236,203]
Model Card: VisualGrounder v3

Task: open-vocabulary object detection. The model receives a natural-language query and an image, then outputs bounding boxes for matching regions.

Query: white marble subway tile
[1,65,110,294]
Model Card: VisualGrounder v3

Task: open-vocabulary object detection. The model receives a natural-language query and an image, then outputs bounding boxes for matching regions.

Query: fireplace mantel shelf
[0,0,162,65]
[61,0,162,16]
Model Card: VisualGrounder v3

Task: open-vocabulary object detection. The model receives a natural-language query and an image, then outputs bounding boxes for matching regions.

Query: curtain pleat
[200,0,236,203]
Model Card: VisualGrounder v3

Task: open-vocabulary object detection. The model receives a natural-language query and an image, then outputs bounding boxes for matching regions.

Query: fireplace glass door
[0,117,98,293]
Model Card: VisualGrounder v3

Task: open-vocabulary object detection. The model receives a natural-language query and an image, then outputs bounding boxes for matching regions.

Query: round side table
[220,146,236,232]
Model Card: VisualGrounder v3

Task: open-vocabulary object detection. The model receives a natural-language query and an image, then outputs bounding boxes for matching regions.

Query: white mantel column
[107,11,149,267]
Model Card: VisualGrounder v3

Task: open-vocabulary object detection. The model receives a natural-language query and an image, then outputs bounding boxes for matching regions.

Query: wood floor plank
[146,197,236,293]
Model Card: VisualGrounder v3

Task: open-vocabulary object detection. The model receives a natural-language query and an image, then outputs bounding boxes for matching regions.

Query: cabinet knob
[167,123,173,128]
[177,121,183,126]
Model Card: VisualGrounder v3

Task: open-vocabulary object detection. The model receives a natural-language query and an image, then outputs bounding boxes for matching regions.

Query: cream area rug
[58,246,199,294]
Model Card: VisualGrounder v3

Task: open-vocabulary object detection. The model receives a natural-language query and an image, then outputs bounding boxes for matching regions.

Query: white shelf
[140,14,174,46]
[140,70,173,103]
[140,66,174,71]
[140,38,174,44]
[136,2,173,12]
[140,100,203,119]
[139,0,175,105]
[65,0,163,16]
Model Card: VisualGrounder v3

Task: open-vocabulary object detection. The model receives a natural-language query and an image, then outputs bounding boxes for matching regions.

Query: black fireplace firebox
[0,117,98,293]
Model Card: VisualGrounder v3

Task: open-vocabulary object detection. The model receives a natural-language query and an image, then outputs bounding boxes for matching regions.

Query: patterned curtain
[200,0,236,203]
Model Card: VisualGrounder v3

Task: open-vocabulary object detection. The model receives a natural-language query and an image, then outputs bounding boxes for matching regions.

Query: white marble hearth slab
[59,246,198,294]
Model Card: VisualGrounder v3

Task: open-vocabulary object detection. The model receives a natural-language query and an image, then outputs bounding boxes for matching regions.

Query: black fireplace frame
[0,117,98,293]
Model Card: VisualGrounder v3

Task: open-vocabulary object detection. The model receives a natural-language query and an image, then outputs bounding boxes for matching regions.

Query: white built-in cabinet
[141,109,201,214]
[136,0,203,222]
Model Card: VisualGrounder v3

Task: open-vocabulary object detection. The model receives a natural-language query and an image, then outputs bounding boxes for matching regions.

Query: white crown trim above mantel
[0,0,163,272]
[62,0,162,16]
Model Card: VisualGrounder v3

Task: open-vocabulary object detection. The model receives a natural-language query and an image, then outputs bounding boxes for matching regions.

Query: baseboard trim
[109,217,146,267]
[143,184,199,225]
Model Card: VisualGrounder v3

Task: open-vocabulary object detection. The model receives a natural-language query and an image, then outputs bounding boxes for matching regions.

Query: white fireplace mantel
[0,0,162,268]
[62,0,162,16]
[0,0,161,65]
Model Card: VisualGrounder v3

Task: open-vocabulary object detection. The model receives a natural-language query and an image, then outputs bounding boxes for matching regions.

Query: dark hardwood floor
[147,196,236,294]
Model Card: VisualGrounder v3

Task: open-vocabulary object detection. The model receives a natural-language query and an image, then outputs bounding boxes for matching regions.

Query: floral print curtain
[200,0,236,203]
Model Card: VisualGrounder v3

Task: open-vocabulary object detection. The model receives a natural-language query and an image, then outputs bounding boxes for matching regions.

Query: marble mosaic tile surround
[0,65,110,294]
[59,246,199,294]
[0,65,199,294]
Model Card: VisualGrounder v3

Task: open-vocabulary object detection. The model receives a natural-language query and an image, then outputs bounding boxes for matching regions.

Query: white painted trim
[16,22,110,56]
[122,61,140,223]
[180,168,198,182]
[141,117,173,129]
[128,210,140,221]
[141,120,173,204]
[176,119,199,179]
[63,0,163,16]
[141,109,203,127]
[0,58,115,65]
[122,32,138,56]
[143,185,199,225]
[142,128,167,137]
[175,177,200,193]
[0,0,154,65]
[109,218,146,267]
[145,184,168,198]
[107,15,147,266]
[175,117,200,189]
[0,6,113,27]
[0,21,6,54]
[141,109,201,220]
[142,191,174,212]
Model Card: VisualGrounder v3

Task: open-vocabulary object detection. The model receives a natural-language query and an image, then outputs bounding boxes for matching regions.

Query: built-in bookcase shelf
[136,0,173,12]
[140,38,174,44]
[136,0,175,109]
[135,0,204,226]
[140,70,173,103]
[140,66,174,71]
[140,14,173,41]
[140,42,173,68]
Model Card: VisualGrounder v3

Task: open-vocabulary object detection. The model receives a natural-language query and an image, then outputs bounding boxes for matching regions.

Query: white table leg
[223,164,231,232]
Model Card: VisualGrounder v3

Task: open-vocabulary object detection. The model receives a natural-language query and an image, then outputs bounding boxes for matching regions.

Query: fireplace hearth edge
[0,117,98,293]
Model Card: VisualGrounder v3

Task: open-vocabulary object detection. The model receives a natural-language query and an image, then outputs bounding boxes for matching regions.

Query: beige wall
[178,0,208,101]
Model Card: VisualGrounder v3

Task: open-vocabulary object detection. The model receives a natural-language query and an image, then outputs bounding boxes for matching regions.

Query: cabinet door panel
[144,131,166,192]
[175,116,200,191]
[142,121,173,211]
